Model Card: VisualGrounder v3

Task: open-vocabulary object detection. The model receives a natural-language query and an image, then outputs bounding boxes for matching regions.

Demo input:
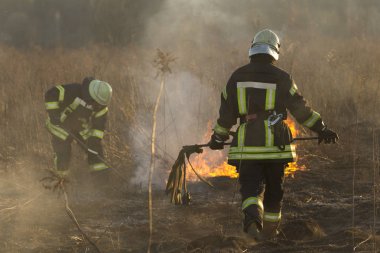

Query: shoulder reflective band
[302,111,321,128]
[264,120,274,146]
[90,163,108,171]
[237,82,277,115]
[237,82,276,89]
[56,85,65,102]
[46,118,69,140]
[45,102,59,110]
[237,123,246,147]
[222,87,228,100]
[242,197,263,210]
[263,212,282,222]
[94,107,108,118]
[213,123,229,136]
[289,83,298,96]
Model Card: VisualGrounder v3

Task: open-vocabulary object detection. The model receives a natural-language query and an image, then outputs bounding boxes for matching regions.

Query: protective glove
[208,133,228,150]
[318,127,339,144]
[49,113,62,125]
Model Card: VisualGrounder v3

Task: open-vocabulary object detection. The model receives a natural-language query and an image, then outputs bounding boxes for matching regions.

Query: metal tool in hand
[267,111,284,127]
[58,127,129,181]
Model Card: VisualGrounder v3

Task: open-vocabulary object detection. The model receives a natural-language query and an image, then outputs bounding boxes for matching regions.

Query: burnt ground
[1,131,379,253]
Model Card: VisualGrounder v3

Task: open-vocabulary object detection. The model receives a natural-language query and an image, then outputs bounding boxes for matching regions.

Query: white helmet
[248,29,280,60]
[89,80,112,106]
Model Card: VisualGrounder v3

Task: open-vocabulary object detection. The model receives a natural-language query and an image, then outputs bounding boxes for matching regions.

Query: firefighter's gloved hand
[318,127,339,144]
[208,133,228,150]
[49,114,61,125]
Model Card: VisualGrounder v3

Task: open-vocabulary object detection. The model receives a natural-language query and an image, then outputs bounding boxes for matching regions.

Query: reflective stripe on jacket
[214,56,325,164]
[44,83,109,168]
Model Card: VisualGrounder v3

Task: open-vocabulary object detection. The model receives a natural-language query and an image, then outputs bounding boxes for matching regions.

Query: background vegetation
[1,0,379,179]
[1,1,380,252]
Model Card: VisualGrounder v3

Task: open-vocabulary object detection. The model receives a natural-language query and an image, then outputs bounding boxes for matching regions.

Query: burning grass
[188,118,307,181]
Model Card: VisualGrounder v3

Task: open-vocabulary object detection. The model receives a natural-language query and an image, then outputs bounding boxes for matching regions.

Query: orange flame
[188,119,305,180]
[188,122,238,180]
[284,118,306,177]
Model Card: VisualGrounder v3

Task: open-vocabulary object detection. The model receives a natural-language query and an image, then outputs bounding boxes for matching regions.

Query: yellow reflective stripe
[90,163,108,171]
[79,129,90,140]
[94,107,108,118]
[80,129,104,139]
[265,88,276,110]
[45,102,59,110]
[56,85,65,102]
[60,98,82,123]
[91,129,104,139]
[222,87,227,100]
[69,97,82,110]
[263,212,282,222]
[242,197,263,210]
[303,111,321,128]
[229,145,295,154]
[214,123,229,136]
[237,87,247,115]
[46,119,69,140]
[265,120,274,146]
[229,151,296,160]
[238,82,276,89]
[237,123,246,147]
[289,83,298,96]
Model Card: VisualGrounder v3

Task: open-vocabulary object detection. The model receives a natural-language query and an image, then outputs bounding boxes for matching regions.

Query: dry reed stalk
[147,49,175,253]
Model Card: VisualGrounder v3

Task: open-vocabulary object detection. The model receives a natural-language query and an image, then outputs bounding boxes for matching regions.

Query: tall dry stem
[147,49,175,253]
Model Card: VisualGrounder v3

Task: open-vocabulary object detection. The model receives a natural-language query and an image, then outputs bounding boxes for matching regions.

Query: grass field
[0,1,380,252]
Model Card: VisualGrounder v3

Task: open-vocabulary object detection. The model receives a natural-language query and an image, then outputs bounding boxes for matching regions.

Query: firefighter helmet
[89,80,112,106]
[249,29,280,60]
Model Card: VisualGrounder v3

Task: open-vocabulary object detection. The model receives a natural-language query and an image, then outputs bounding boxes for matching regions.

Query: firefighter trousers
[51,133,97,171]
[238,161,286,229]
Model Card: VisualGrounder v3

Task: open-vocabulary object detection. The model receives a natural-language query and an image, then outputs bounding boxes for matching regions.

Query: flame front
[284,118,306,177]
[188,119,305,181]
[189,122,238,180]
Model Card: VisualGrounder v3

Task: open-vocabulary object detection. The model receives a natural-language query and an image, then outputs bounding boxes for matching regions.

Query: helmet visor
[248,44,279,60]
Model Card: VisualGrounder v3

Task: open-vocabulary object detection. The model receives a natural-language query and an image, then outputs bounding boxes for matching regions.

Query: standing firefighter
[44,77,112,177]
[208,29,338,240]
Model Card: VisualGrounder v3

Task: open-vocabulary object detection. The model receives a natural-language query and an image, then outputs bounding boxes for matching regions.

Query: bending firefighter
[208,29,338,240]
[44,77,112,177]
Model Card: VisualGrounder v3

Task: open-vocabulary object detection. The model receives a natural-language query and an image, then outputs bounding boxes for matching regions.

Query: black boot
[243,205,263,239]
[259,220,280,240]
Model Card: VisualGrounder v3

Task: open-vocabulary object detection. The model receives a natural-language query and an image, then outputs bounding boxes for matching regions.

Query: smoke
[129,71,218,188]
[128,0,380,188]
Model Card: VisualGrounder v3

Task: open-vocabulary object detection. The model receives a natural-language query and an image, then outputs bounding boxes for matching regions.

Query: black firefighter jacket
[213,56,325,165]
[44,83,109,170]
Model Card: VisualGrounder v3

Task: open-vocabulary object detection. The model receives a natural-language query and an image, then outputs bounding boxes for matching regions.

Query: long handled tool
[62,128,128,181]
[291,136,319,142]
[166,135,319,205]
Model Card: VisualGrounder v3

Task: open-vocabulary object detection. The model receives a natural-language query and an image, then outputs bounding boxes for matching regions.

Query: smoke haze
[1,1,380,250]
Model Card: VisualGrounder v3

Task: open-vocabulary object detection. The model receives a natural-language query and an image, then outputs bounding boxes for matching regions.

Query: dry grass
[0,34,379,253]
[0,35,379,174]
